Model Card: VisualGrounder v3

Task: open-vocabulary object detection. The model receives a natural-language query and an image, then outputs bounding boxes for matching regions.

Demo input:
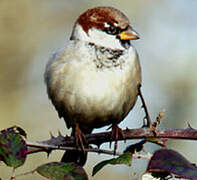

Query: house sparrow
[45,6,141,166]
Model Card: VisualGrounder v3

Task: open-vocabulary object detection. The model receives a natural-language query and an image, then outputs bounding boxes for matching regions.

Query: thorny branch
[27,126,197,157]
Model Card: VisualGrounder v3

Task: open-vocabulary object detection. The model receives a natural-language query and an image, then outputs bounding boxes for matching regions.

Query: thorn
[187,122,194,129]
[107,125,112,131]
[58,130,63,137]
[95,144,101,154]
[96,143,101,149]
[47,152,50,158]
[49,131,55,138]
[46,149,52,158]
[187,122,191,128]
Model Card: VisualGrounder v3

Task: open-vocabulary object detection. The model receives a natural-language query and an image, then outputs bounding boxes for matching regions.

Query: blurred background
[0,0,197,179]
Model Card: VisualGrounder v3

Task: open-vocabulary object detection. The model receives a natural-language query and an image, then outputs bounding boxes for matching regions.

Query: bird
[44,6,141,166]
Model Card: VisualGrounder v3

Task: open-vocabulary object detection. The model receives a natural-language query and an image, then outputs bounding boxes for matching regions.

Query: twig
[10,168,16,180]
[152,110,166,128]
[138,84,152,128]
[27,142,122,156]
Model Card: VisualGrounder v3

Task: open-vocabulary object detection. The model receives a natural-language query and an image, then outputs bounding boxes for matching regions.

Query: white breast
[45,40,141,129]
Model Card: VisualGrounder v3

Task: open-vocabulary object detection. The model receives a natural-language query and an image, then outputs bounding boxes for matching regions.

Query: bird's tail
[61,148,87,166]
[61,128,92,166]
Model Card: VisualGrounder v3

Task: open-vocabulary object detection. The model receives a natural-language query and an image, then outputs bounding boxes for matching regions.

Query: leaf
[147,148,197,179]
[0,126,27,168]
[92,152,132,176]
[124,140,146,153]
[36,162,88,180]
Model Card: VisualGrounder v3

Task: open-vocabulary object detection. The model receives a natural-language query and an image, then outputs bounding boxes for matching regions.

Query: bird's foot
[110,124,125,155]
[75,123,87,153]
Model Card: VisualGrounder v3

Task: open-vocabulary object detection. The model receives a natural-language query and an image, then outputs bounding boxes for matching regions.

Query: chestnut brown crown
[72,7,139,43]
[77,7,130,34]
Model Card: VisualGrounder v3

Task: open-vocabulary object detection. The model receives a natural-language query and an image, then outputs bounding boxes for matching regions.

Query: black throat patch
[88,42,126,69]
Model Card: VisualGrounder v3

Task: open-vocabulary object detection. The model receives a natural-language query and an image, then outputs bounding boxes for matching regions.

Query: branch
[27,142,122,156]
[27,127,197,156]
[27,141,152,160]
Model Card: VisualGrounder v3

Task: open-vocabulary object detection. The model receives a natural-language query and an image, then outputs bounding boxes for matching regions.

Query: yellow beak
[118,26,140,41]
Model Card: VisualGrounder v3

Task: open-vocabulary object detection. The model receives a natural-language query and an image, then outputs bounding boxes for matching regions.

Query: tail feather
[61,150,87,166]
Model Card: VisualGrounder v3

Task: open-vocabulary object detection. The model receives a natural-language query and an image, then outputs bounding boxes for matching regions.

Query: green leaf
[147,148,197,179]
[36,162,88,180]
[124,140,146,153]
[92,152,132,176]
[0,126,27,168]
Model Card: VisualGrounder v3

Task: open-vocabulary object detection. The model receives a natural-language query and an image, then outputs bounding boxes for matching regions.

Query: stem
[10,168,16,180]
[138,84,152,128]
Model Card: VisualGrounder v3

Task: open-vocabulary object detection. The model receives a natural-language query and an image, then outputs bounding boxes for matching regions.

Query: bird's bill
[118,26,140,40]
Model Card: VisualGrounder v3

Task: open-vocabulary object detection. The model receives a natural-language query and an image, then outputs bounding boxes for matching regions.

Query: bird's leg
[137,84,153,129]
[110,124,125,155]
[74,123,87,152]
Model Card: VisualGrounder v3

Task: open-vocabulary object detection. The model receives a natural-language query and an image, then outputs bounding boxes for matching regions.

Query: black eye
[106,26,120,35]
